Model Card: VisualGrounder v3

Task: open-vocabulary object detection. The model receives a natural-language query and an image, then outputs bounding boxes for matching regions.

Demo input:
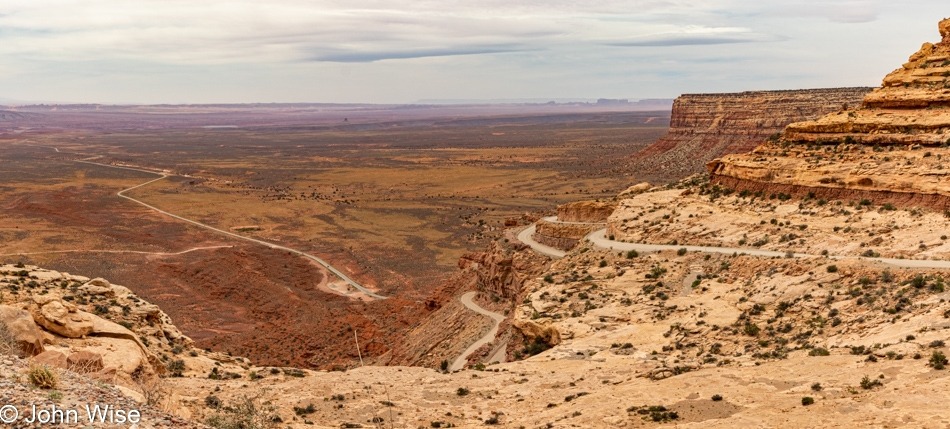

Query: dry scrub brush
[202,392,279,429]
[0,321,19,356]
[27,364,58,389]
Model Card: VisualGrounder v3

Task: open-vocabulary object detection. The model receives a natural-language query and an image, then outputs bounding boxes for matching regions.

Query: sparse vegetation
[204,395,279,429]
[27,364,58,389]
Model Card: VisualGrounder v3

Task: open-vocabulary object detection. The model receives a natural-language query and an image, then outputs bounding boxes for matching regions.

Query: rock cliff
[556,200,616,223]
[632,87,872,181]
[709,18,950,210]
[533,220,600,250]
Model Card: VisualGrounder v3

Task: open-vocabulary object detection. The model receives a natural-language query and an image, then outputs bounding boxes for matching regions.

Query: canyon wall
[630,88,873,181]
[709,18,950,209]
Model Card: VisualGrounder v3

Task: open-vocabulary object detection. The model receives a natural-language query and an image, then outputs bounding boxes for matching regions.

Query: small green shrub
[743,323,761,337]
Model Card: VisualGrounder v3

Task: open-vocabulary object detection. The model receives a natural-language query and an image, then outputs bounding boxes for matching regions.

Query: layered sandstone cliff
[709,18,950,209]
[556,200,616,223]
[631,87,872,181]
[532,220,600,250]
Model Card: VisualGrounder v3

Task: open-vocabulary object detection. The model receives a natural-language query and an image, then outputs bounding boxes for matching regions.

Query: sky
[0,0,946,104]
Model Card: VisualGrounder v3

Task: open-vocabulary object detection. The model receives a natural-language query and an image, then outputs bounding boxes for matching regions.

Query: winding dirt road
[516,224,566,258]
[518,216,950,269]
[450,291,506,371]
[518,216,950,270]
[585,229,950,269]
[63,156,387,299]
[0,246,233,257]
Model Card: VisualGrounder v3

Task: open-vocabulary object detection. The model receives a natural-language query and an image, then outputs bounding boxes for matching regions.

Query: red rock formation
[630,88,872,180]
[389,240,547,368]
[557,200,616,223]
[532,220,600,250]
[710,18,950,208]
[458,241,545,299]
[711,174,950,211]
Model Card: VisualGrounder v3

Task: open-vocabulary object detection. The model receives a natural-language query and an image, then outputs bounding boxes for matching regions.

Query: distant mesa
[709,17,950,210]
[629,87,872,181]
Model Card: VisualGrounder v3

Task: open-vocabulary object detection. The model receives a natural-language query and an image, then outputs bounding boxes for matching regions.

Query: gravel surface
[0,355,206,428]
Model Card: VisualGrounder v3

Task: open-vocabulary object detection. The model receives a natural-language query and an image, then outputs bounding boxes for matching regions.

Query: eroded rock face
[0,305,45,356]
[557,200,616,223]
[532,220,600,250]
[29,296,95,338]
[459,242,524,299]
[630,88,872,180]
[709,18,950,208]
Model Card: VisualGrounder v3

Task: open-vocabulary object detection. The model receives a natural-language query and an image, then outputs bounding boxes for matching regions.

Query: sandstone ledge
[711,173,950,211]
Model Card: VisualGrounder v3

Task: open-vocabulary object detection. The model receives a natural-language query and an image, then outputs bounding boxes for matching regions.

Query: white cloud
[0,0,945,103]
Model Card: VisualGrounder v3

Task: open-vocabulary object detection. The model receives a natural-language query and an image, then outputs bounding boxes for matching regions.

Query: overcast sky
[0,1,946,104]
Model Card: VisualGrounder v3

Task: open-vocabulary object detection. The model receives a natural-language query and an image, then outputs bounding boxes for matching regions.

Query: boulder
[130,303,162,322]
[0,305,46,356]
[116,385,145,403]
[84,278,110,288]
[622,182,652,195]
[79,278,115,297]
[88,314,165,376]
[33,350,68,369]
[29,298,95,338]
[89,367,118,385]
[67,350,104,373]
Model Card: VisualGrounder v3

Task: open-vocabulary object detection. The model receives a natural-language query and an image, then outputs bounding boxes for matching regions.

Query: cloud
[0,1,789,65]
[765,1,881,24]
[608,34,777,47]
[312,45,528,62]
[0,0,944,104]
[605,27,785,47]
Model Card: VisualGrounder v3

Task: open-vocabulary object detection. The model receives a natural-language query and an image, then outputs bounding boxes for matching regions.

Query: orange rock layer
[709,18,950,208]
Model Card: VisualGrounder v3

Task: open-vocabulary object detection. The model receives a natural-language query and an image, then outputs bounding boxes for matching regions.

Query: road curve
[585,229,950,269]
[0,246,234,257]
[516,225,566,258]
[449,291,506,372]
[517,216,950,270]
[73,160,387,299]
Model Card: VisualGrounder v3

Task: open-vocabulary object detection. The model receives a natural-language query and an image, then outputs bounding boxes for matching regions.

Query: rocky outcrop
[0,305,45,356]
[557,200,616,223]
[631,88,872,180]
[533,220,601,250]
[29,295,95,338]
[458,241,547,299]
[1,264,180,393]
[710,18,950,208]
[621,182,652,196]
